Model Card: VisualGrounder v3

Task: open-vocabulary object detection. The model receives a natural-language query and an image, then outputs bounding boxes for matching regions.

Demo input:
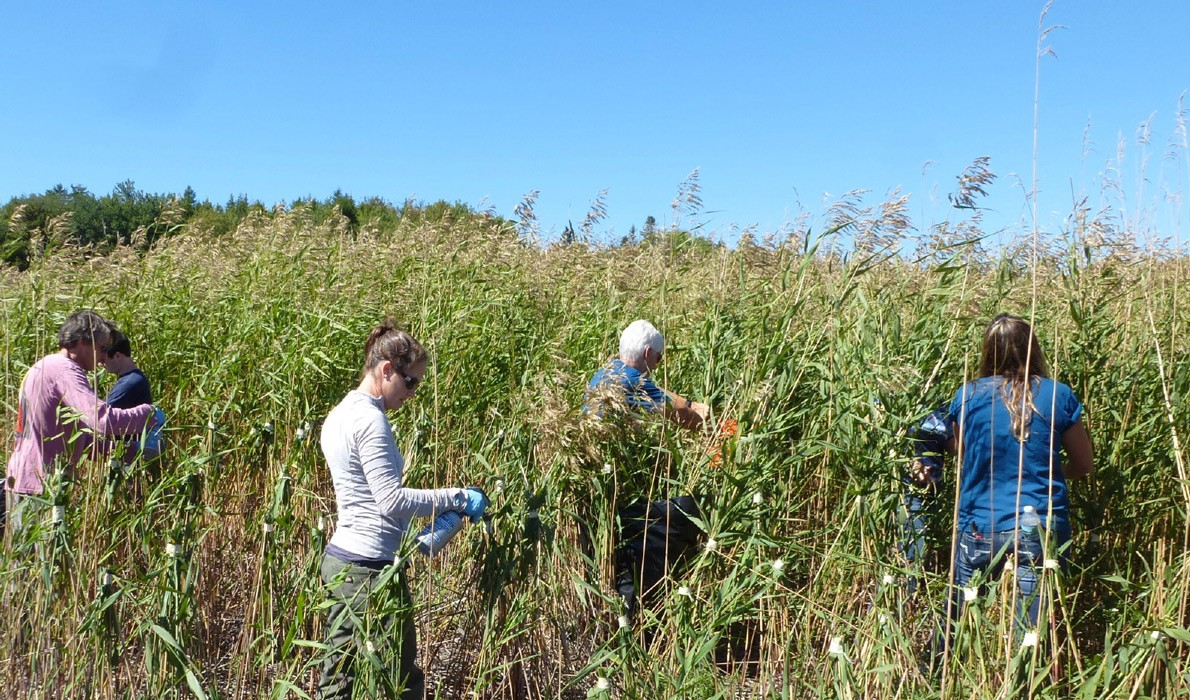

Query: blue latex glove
[144,407,167,454]
[460,488,488,523]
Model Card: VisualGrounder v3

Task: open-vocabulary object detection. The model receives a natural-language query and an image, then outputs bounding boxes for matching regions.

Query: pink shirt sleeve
[55,358,152,435]
[6,353,153,495]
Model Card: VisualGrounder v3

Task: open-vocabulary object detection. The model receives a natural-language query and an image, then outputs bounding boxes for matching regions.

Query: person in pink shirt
[5,310,156,532]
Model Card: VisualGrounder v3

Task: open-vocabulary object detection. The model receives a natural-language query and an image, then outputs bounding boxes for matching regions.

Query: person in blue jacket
[584,319,709,619]
[943,313,1093,645]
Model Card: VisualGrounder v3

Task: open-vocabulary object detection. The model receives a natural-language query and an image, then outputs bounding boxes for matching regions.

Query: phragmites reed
[2,87,1190,697]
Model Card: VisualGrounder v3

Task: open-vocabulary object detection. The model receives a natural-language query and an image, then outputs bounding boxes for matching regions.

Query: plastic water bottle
[1020,505,1041,534]
[416,510,466,557]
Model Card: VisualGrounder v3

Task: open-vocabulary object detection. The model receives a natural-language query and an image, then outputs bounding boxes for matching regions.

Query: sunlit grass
[0,199,1188,698]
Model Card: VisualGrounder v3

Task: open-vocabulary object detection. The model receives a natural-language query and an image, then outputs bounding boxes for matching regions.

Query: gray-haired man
[584,319,710,618]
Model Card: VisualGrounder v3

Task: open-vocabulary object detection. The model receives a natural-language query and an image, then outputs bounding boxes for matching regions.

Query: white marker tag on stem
[52,506,66,524]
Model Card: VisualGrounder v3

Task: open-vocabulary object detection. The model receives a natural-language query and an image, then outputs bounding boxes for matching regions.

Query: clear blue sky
[3,1,1187,246]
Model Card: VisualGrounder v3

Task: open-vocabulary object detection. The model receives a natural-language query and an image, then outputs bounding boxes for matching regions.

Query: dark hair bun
[363,319,426,373]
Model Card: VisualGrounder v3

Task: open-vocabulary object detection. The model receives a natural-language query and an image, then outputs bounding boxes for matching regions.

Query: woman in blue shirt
[945,314,1093,638]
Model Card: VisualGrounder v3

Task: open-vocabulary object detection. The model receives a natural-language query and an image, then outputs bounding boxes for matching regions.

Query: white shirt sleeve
[356,410,461,519]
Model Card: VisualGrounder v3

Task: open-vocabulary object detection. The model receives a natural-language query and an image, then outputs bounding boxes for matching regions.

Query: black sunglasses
[401,373,422,391]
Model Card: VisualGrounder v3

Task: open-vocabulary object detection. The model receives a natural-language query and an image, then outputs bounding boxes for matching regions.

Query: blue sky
[3,1,1187,246]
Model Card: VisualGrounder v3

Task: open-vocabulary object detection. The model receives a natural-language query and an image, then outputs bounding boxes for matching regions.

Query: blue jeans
[901,494,928,566]
[899,487,952,598]
[948,525,1070,630]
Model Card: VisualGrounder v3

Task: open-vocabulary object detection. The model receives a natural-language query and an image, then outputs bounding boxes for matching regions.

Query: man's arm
[662,388,709,430]
[909,408,950,486]
[59,362,152,436]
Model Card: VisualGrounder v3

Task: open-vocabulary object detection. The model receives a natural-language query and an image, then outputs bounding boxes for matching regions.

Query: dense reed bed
[0,203,1187,698]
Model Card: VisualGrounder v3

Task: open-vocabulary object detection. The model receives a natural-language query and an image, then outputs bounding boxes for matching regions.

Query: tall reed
[0,189,1187,698]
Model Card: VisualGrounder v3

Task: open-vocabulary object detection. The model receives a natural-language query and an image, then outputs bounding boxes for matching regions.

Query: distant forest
[0,181,502,270]
[0,182,709,270]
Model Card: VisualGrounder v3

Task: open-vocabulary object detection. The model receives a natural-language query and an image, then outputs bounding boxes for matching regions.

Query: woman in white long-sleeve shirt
[317,321,485,700]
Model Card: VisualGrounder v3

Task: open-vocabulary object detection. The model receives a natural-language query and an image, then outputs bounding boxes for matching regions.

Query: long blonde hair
[979,314,1048,440]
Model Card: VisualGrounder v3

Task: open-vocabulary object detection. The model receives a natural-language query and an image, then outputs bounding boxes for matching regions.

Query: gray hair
[618,319,664,364]
[58,310,113,349]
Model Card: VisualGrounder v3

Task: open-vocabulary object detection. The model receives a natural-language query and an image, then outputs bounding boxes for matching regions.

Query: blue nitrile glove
[144,407,167,454]
[460,487,488,523]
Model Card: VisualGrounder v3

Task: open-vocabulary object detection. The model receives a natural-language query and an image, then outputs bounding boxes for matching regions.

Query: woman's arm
[1061,420,1094,479]
[357,416,461,519]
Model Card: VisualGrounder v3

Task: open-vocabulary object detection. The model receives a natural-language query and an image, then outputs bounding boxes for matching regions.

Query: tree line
[0,181,495,270]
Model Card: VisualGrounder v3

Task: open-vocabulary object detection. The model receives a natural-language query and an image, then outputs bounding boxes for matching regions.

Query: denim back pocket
[958,531,993,569]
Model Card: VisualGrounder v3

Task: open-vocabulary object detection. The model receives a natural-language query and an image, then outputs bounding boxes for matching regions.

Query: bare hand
[909,459,931,485]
